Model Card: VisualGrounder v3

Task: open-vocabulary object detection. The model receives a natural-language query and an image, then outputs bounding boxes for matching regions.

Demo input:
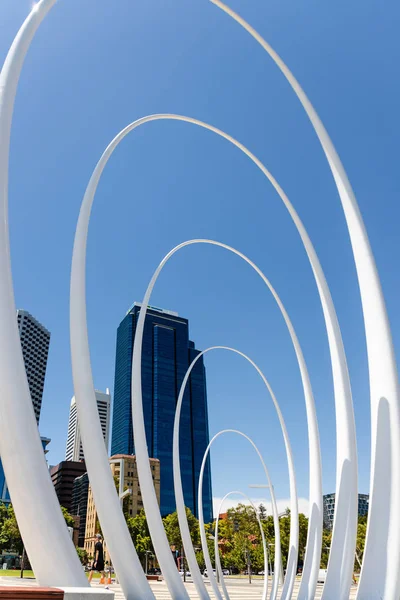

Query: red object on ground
[0,587,64,599]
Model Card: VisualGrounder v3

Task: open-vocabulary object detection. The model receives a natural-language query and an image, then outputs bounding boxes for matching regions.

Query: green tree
[0,506,23,554]
[61,506,75,529]
[76,547,89,565]
[320,529,332,568]
[354,515,367,572]
[127,509,153,567]
[163,508,201,549]
[258,504,267,521]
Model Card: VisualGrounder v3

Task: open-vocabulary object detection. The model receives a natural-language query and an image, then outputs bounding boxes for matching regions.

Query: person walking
[88,533,106,585]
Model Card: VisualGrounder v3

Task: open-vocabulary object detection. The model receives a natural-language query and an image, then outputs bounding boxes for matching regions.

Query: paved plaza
[0,576,358,599]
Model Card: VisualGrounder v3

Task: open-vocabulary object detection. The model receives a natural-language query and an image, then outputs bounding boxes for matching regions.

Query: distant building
[0,309,50,504]
[323,493,369,529]
[50,460,87,512]
[0,309,51,505]
[65,389,111,462]
[17,310,50,424]
[84,454,160,561]
[111,303,213,522]
[71,472,89,548]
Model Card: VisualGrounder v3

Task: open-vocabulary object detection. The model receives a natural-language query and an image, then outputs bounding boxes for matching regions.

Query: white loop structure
[1,3,398,599]
[198,430,280,600]
[70,109,362,598]
[133,238,313,600]
[172,345,297,600]
[214,491,269,600]
[211,2,400,598]
[0,0,87,587]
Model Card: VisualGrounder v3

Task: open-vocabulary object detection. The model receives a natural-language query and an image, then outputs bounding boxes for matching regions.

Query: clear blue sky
[1,0,399,514]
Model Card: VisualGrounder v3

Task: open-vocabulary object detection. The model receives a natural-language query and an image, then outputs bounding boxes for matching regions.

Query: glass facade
[323,492,369,529]
[111,304,213,522]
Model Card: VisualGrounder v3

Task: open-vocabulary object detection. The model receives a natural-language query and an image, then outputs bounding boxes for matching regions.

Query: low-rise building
[84,454,160,562]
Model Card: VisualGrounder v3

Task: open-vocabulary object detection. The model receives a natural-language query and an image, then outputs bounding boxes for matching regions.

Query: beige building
[85,454,160,561]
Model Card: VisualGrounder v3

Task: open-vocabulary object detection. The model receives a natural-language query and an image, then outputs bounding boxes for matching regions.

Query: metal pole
[119,459,125,508]
[145,552,148,575]
[20,547,26,579]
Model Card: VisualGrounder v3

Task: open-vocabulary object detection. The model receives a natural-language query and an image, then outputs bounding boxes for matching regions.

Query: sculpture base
[60,589,114,600]
[0,586,114,600]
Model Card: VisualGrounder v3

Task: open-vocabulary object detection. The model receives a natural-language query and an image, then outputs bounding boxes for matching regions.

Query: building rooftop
[130,302,179,317]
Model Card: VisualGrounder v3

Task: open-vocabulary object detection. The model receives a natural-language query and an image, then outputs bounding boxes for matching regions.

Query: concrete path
[0,576,358,599]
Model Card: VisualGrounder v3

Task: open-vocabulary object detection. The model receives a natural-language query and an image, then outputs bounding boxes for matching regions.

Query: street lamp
[208,534,218,583]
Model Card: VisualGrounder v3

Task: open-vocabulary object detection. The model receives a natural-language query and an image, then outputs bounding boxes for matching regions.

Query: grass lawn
[0,570,34,578]
[0,569,104,580]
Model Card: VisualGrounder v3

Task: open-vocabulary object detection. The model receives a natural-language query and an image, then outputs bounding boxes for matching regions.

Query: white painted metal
[71,153,156,600]
[211,3,399,597]
[198,431,280,600]
[0,0,87,587]
[3,3,392,597]
[75,111,362,599]
[76,113,322,600]
[132,237,313,599]
[171,345,298,600]
[80,112,325,596]
[214,491,269,600]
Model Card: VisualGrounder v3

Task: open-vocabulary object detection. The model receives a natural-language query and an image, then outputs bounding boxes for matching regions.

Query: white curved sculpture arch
[172,345,297,600]
[198,430,280,600]
[72,109,361,598]
[0,0,87,587]
[211,2,399,597]
[1,3,396,598]
[132,238,314,600]
[214,491,269,600]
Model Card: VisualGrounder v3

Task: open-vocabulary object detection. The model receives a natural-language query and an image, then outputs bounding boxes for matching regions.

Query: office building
[50,460,87,512]
[17,310,50,424]
[84,454,160,560]
[323,493,369,529]
[111,303,213,522]
[65,389,111,461]
[71,472,89,547]
[0,310,51,504]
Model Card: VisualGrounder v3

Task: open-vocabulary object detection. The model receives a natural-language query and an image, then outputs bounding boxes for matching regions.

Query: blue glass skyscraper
[111,303,213,523]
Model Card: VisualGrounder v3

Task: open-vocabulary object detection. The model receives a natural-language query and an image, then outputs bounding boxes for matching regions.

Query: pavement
[0,576,359,599]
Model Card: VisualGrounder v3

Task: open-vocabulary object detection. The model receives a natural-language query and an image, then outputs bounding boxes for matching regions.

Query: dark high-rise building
[111,303,213,522]
[50,461,87,513]
[17,310,50,424]
[71,472,89,547]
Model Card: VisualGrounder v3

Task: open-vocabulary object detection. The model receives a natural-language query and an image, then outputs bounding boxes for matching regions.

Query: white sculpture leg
[211,3,399,597]
[171,344,297,600]
[198,430,280,600]
[0,0,87,587]
[215,492,269,600]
